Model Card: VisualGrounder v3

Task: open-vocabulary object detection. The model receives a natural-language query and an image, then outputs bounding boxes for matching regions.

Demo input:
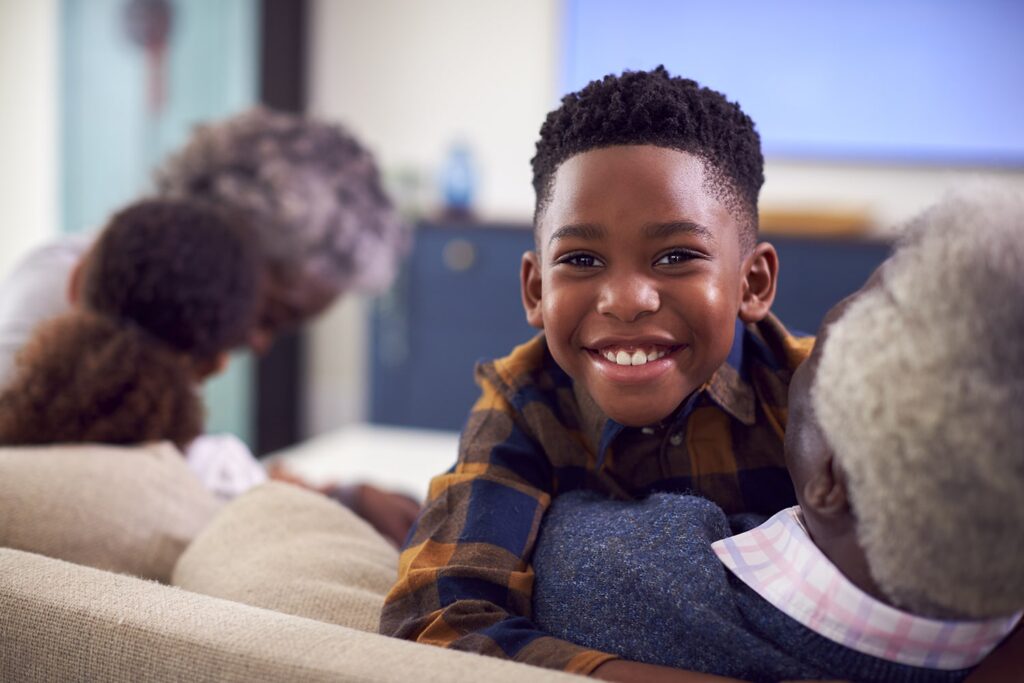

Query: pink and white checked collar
[711,506,1021,670]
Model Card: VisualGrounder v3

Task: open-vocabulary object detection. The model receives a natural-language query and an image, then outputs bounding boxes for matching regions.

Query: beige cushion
[173,481,398,632]
[0,548,580,683]
[0,442,222,583]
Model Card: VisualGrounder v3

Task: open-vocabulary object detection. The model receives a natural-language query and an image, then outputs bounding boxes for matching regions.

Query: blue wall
[562,0,1024,165]
[60,0,260,444]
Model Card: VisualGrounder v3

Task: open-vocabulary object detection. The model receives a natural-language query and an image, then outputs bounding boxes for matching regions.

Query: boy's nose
[596,275,660,322]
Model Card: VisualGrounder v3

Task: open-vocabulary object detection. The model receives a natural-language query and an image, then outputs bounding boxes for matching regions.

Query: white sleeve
[0,234,93,389]
[185,433,268,500]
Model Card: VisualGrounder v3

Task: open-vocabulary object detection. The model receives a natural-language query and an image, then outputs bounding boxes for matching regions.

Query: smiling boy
[531,187,1024,682]
[381,67,813,676]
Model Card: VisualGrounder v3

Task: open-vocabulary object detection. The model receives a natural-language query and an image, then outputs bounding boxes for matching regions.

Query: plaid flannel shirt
[380,314,814,674]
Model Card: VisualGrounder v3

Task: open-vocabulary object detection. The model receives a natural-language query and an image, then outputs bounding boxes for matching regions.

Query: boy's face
[522,145,760,427]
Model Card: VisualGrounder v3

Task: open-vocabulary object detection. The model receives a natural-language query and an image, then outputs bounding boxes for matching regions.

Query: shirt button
[669,433,683,446]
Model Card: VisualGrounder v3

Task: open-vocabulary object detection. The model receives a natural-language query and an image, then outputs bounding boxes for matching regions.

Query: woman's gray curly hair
[154,107,409,296]
[812,185,1024,619]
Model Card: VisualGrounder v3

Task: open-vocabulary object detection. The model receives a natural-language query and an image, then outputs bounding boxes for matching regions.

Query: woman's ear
[68,257,86,304]
[194,352,230,381]
[521,250,544,329]
[738,242,779,323]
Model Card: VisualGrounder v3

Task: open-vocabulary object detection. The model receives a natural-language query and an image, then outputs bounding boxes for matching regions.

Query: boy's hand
[592,659,748,682]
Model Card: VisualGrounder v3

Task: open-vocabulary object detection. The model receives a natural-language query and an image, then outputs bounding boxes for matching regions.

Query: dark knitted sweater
[532,491,972,683]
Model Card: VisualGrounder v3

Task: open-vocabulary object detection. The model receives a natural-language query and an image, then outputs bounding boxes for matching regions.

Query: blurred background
[2,0,1022,455]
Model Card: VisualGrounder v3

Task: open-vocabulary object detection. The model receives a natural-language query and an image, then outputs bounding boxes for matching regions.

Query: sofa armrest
[0,549,581,683]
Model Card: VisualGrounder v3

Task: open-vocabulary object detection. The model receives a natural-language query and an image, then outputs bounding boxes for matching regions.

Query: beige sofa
[0,443,580,682]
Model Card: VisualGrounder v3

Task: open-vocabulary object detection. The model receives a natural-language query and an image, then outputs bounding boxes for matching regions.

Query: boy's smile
[522,145,770,427]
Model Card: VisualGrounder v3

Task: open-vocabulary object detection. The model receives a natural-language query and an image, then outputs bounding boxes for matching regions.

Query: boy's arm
[379,380,616,674]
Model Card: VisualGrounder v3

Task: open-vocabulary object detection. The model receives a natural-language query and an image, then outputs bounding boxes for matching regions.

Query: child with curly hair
[531,187,1024,682]
[0,198,261,470]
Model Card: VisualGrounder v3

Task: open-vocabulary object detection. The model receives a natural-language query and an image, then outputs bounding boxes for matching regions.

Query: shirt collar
[712,507,1022,670]
[702,318,756,426]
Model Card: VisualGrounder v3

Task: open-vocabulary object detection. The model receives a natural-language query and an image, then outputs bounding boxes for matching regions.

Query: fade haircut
[531,66,764,251]
[812,185,1024,619]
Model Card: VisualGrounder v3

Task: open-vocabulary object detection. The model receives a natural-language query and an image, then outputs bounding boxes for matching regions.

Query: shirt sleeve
[379,373,617,675]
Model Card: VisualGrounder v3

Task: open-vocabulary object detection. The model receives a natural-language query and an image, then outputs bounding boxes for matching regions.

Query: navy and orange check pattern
[381,314,814,674]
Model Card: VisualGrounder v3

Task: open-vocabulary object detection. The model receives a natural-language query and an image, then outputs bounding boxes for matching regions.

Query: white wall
[309,0,558,222]
[0,0,59,278]
[763,160,1024,236]
[305,0,558,435]
[304,0,1024,434]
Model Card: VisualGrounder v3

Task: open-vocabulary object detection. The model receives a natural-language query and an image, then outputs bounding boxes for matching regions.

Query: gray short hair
[812,185,1024,619]
[155,107,409,295]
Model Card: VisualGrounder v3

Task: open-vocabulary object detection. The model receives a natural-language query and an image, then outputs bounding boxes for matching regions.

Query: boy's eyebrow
[642,221,716,244]
[547,224,606,246]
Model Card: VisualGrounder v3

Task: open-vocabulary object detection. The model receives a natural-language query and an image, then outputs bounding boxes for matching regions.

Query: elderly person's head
[786,185,1024,620]
[155,107,409,350]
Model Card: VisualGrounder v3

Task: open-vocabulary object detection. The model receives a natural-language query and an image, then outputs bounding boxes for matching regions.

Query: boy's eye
[654,249,702,266]
[557,252,605,268]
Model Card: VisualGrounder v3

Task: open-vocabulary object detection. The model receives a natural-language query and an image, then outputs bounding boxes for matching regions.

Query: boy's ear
[520,250,544,329]
[738,242,779,323]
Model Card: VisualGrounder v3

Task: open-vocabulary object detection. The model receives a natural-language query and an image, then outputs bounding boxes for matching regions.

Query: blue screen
[561,0,1024,165]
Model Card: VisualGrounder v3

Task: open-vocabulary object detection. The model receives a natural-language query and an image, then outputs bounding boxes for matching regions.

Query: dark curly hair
[531,66,763,249]
[81,199,261,359]
[0,199,260,450]
[0,312,203,450]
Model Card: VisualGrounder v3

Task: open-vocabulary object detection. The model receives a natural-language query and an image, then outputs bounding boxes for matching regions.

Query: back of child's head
[80,198,261,361]
[811,185,1024,619]
[0,311,203,449]
[531,66,763,249]
[0,198,260,450]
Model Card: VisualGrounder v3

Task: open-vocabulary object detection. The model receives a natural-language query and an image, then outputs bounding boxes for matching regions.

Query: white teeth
[602,347,669,366]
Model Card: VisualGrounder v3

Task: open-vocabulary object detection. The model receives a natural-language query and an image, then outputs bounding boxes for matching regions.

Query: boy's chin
[599,400,677,428]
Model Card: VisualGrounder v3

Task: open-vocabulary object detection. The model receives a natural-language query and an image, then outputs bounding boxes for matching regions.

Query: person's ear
[67,257,86,305]
[194,352,231,381]
[738,242,779,323]
[521,250,544,329]
[801,454,850,518]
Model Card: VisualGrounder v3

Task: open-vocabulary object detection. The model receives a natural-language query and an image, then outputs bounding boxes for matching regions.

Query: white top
[0,234,91,389]
[712,506,1022,670]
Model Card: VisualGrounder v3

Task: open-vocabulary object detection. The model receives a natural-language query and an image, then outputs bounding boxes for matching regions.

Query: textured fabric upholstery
[0,548,580,682]
[173,482,397,632]
[0,442,221,582]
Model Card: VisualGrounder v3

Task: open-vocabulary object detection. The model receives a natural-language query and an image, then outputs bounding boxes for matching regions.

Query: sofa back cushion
[172,481,398,632]
[0,442,222,582]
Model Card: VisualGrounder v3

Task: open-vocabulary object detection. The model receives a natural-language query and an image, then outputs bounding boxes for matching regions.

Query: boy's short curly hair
[81,199,261,360]
[812,185,1024,619]
[0,311,203,450]
[154,107,410,297]
[531,66,763,249]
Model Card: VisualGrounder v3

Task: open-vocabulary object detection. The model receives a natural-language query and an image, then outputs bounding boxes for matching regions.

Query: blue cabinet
[371,222,890,431]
